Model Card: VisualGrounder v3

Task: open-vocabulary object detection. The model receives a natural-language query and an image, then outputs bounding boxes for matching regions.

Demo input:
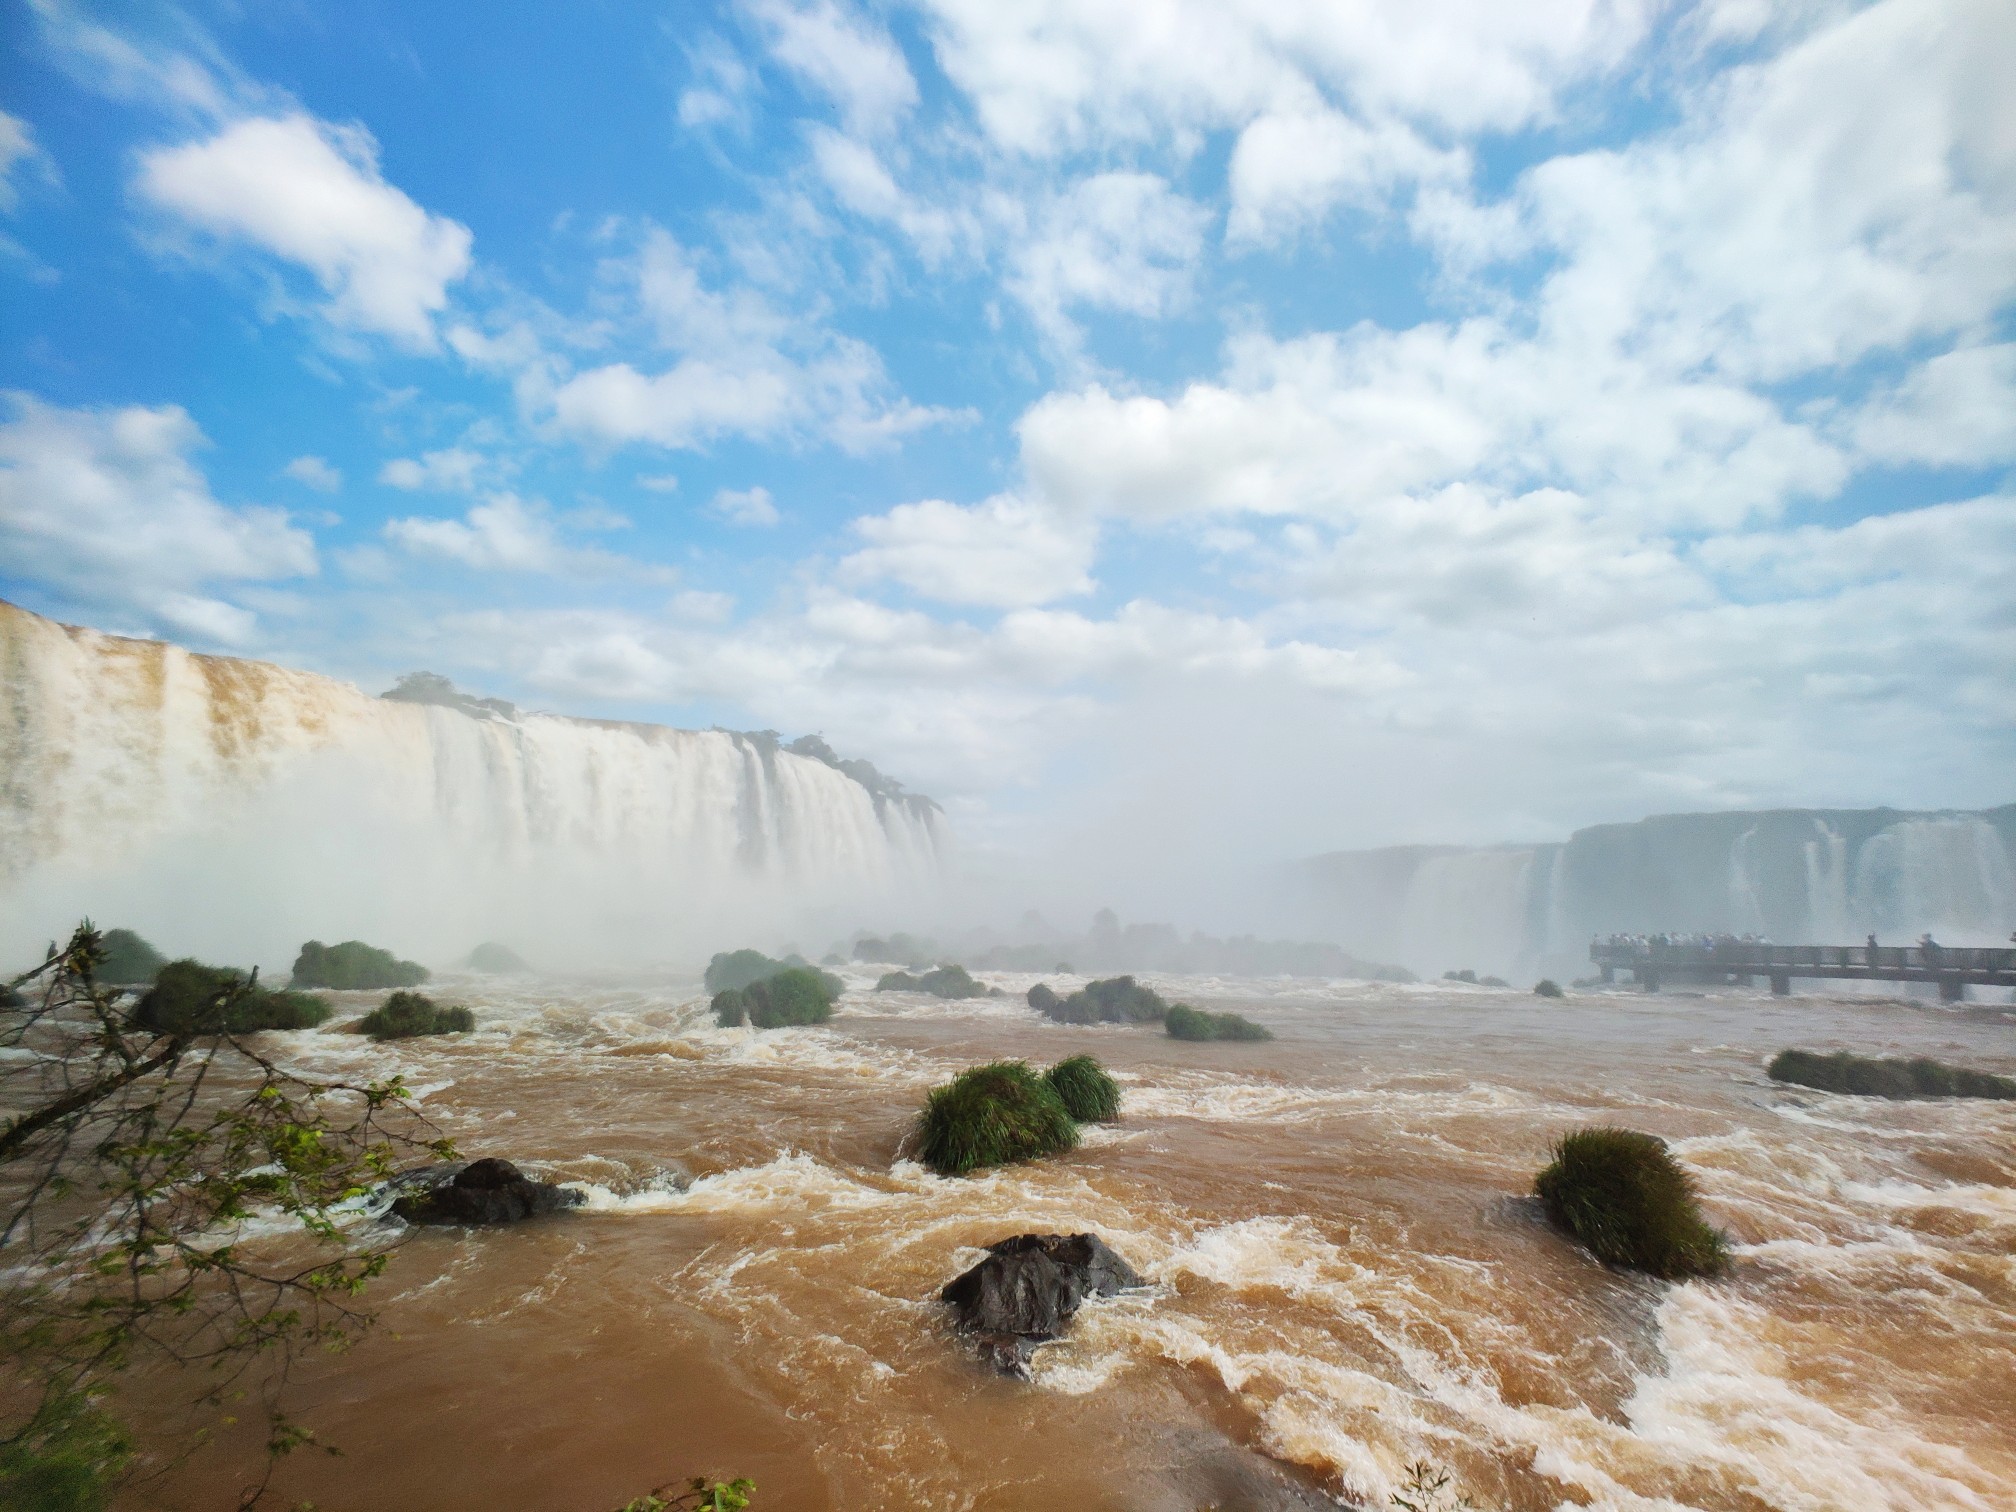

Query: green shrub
[290,939,428,990]
[465,942,529,973]
[1443,969,1478,984]
[0,1390,132,1512]
[1026,983,1061,1015]
[1534,1127,1729,1279]
[711,967,837,1029]
[1164,1003,1274,1041]
[914,1061,1081,1176]
[94,928,167,985]
[132,960,332,1036]
[1534,978,1564,998]
[1767,1049,2016,1100]
[1043,1054,1121,1122]
[877,963,991,999]
[359,990,473,1041]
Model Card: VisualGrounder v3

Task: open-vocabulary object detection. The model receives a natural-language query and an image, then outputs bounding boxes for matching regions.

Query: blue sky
[2,0,2012,869]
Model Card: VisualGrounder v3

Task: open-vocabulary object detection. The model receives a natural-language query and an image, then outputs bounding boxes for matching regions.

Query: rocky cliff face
[1295,804,2016,979]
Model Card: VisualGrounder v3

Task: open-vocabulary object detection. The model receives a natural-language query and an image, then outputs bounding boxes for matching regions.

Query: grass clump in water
[1164,1003,1273,1041]
[1533,978,1564,998]
[711,967,838,1028]
[290,939,428,990]
[1044,1054,1121,1122]
[914,1061,1081,1176]
[133,960,332,1035]
[1767,1049,2016,1100]
[1533,1127,1729,1279]
[359,990,474,1041]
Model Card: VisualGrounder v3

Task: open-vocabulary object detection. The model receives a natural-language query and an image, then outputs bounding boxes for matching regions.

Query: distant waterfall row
[1297,805,2016,979]
[0,600,944,969]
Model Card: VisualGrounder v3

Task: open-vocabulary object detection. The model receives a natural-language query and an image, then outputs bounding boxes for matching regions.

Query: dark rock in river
[940,1232,1144,1376]
[391,1157,584,1225]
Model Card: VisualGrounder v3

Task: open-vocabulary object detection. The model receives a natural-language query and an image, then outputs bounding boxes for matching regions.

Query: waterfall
[1801,821,1851,941]
[1298,803,2016,976]
[1397,848,1539,976]
[0,600,944,970]
[1850,818,2016,942]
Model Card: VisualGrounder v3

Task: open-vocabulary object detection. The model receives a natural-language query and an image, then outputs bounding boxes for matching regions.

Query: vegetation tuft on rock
[711,967,839,1029]
[1534,1127,1729,1279]
[1164,1003,1274,1041]
[133,960,332,1035]
[1767,1049,2016,1100]
[1028,974,1168,1025]
[465,942,530,974]
[875,963,996,999]
[359,990,474,1041]
[1533,978,1565,998]
[94,928,167,986]
[1044,1054,1121,1122]
[290,939,428,990]
[914,1061,1081,1176]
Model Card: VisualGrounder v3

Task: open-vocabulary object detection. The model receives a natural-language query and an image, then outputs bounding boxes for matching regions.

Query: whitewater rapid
[163,968,2016,1512]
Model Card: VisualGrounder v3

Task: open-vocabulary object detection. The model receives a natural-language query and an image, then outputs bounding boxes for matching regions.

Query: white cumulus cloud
[747,0,918,136]
[708,485,781,527]
[281,454,342,491]
[841,494,1097,607]
[0,393,315,644]
[135,113,473,348]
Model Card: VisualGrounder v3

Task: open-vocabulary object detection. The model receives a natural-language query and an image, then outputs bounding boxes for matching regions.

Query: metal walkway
[1589,941,2016,1001]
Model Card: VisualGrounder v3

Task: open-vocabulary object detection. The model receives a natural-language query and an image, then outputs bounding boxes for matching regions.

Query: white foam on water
[1625,1285,2005,1512]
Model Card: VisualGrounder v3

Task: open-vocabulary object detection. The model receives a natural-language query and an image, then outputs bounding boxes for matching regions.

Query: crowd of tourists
[1595,932,1769,956]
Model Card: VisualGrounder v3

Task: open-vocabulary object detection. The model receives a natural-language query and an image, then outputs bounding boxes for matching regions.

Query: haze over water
[123,969,2016,1512]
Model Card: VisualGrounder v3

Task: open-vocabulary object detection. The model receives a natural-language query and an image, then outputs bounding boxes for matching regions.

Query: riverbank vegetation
[1767,1049,2016,1099]
[1164,1003,1273,1041]
[1533,979,1564,998]
[1043,1055,1121,1121]
[914,1061,1081,1176]
[290,938,428,990]
[360,991,474,1041]
[1534,1127,1729,1279]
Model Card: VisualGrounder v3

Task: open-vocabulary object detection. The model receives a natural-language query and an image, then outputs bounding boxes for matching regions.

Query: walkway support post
[1770,973,1791,996]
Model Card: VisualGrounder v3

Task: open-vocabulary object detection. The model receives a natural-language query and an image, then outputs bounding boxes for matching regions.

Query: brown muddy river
[122,973,2016,1512]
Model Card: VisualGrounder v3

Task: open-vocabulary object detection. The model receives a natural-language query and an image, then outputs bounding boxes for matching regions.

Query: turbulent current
[0,599,942,966]
[123,972,2016,1512]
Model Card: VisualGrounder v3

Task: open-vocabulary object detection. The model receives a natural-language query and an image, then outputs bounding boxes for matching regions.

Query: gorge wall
[0,599,943,971]
[1294,804,2016,981]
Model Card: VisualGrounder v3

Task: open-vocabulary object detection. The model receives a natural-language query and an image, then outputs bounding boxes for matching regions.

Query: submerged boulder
[391,1157,583,1225]
[941,1233,1144,1376]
